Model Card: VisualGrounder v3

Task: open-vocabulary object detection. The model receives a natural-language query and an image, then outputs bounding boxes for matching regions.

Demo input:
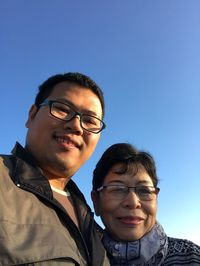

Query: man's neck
[48,178,69,191]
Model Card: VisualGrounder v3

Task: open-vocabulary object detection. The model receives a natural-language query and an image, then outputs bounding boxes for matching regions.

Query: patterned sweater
[163,237,200,265]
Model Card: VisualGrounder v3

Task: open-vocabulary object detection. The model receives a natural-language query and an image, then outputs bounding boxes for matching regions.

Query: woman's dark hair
[34,72,105,117]
[92,143,159,190]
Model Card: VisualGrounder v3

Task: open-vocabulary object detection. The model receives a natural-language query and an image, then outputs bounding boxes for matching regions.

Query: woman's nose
[121,191,142,209]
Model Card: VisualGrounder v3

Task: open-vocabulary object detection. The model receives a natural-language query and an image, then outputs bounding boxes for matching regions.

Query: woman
[91,143,200,265]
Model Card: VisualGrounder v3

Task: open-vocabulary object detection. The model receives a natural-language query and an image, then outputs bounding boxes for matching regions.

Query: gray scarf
[103,222,168,266]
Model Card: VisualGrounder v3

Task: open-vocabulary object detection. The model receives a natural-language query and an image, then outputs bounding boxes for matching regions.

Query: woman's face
[92,163,158,241]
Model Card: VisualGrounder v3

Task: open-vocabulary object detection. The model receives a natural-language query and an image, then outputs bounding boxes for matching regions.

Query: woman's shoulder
[164,237,200,265]
[167,237,200,252]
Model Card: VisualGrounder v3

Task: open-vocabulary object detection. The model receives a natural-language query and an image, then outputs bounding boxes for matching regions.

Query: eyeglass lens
[103,185,157,201]
[50,101,103,133]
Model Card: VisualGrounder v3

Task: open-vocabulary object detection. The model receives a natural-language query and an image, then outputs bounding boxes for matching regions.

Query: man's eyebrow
[53,98,73,106]
[53,98,100,117]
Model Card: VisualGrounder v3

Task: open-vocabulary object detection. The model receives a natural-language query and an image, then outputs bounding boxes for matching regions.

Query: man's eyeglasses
[39,100,106,134]
[96,184,160,201]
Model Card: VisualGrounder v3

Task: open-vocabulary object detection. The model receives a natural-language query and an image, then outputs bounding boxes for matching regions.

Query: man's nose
[63,114,84,134]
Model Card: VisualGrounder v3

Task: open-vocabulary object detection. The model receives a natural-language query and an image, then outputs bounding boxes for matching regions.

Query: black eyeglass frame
[39,99,106,134]
[96,184,160,201]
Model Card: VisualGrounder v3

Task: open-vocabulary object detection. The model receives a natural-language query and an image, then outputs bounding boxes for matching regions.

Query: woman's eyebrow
[106,180,125,184]
[135,180,153,185]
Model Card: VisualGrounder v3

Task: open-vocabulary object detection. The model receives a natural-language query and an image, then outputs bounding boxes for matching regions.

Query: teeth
[56,137,76,146]
[57,137,67,142]
[61,138,68,143]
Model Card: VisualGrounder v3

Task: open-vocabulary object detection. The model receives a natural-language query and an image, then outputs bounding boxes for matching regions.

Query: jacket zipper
[16,182,91,265]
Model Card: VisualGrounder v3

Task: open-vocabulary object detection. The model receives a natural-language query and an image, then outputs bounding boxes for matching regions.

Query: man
[0,73,109,265]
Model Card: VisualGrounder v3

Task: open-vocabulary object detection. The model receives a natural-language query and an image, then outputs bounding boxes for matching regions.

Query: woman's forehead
[105,163,153,184]
[110,162,145,174]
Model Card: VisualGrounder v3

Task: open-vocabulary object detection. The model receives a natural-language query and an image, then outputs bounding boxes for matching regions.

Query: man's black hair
[34,72,105,117]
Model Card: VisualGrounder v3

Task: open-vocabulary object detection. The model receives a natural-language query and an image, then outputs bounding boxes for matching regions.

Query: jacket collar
[12,141,41,168]
[11,142,53,198]
[11,142,89,204]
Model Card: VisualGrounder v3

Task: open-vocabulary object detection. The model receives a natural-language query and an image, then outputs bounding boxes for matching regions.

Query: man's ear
[91,190,101,216]
[25,104,38,128]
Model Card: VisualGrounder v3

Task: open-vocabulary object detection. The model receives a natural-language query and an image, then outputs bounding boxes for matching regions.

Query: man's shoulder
[0,153,16,169]
[0,153,12,159]
[0,142,23,169]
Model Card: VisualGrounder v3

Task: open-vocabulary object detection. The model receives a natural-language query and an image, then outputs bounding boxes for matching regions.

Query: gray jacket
[0,142,110,266]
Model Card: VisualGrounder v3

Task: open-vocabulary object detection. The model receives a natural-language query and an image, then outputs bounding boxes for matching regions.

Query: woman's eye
[111,186,127,193]
[138,188,151,194]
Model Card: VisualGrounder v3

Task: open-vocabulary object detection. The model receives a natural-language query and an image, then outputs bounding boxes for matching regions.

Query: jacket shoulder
[0,154,16,173]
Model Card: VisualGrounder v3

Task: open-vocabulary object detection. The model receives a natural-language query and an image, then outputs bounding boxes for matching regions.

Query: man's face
[26,81,103,179]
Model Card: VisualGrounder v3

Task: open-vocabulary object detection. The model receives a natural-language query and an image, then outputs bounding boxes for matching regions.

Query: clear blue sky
[1,1,200,244]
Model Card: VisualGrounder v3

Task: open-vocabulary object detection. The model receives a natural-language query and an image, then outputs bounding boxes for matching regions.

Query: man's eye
[54,105,70,114]
[82,116,98,125]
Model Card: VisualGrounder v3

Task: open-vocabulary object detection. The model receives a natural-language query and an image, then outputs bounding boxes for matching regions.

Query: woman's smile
[118,215,145,226]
